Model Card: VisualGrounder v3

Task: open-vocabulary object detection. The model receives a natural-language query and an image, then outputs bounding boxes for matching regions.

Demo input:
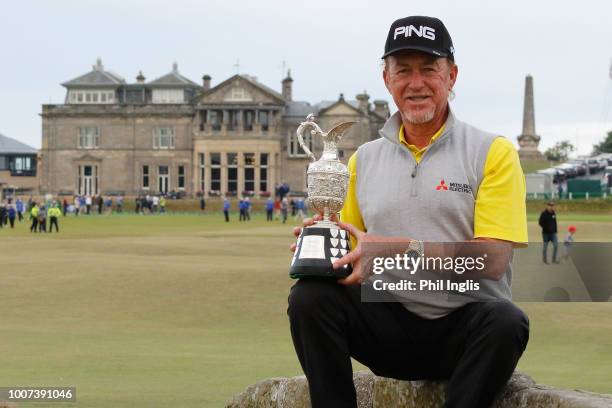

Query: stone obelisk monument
[517,75,544,159]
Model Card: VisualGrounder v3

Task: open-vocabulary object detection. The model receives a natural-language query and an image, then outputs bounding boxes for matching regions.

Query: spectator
[159,196,167,213]
[152,195,159,213]
[85,195,92,214]
[265,198,274,221]
[281,197,288,224]
[29,203,39,232]
[539,201,559,264]
[274,198,281,221]
[48,203,61,232]
[295,198,305,220]
[245,197,251,221]
[97,195,104,215]
[239,198,247,221]
[105,196,113,215]
[116,195,124,213]
[0,203,6,228]
[223,198,231,222]
[16,198,24,221]
[74,195,81,216]
[38,205,47,233]
[562,225,576,262]
[7,203,16,228]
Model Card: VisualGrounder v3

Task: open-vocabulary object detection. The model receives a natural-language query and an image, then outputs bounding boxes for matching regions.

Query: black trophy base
[289,225,352,279]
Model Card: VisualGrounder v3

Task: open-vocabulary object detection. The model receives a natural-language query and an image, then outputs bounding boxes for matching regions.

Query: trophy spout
[321,121,359,161]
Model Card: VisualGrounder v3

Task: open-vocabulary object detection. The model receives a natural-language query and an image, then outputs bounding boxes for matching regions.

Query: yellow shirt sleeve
[340,152,366,249]
[474,137,528,247]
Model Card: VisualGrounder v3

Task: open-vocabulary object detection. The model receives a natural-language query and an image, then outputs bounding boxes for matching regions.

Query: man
[38,204,47,233]
[48,203,61,233]
[288,16,529,408]
[539,201,558,263]
[0,202,6,228]
[159,196,166,214]
[29,202,39,232]
[16,198,24,221]
[97,195,104,215]
[239,198,247,221]
[223,197,231,222]
[116,195,124,213]
[7,203,16,228]
[265,198,274,221]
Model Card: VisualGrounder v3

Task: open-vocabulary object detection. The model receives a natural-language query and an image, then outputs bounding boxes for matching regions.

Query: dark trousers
[266,209,273,221]
[38,218,46,233]
[49,217,59,232]
[239,209,246,221]
[542,233,558,262]
[224,210,229,222]
[18,212,23,221]
[9,216,15,228]
[30,217,38,232]
[288,279,529,408]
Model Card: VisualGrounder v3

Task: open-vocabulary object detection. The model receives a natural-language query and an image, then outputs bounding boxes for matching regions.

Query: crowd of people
[221,195,306,223]
[0,190,309,232]
[0,197,63,233]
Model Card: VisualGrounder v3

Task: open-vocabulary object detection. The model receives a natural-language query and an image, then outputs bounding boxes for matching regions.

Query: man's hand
[333,221,367,286]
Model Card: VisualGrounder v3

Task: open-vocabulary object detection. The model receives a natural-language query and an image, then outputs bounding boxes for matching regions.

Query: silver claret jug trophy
[289,114,357,279]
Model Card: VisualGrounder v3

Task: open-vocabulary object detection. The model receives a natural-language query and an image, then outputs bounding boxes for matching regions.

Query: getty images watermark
[359,242,612,303]
[370,251,486,293]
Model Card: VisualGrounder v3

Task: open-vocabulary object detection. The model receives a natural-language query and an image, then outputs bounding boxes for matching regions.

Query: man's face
[383,51,457,125]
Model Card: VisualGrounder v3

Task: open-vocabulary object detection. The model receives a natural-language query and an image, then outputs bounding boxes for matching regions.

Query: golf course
[0,210,611,407]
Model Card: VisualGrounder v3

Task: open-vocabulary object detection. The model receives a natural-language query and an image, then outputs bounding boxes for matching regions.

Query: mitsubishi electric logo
[435,178,473,195]
[393,25,436,41]
[435,179,449,191]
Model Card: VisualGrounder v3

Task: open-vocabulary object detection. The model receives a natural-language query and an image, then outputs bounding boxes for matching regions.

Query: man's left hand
[333,221,367,286]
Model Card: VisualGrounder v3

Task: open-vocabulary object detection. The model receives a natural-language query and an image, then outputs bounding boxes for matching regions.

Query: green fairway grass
[0,212,610,407]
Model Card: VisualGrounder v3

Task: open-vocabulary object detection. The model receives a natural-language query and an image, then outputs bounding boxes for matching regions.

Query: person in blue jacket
[223,198,231,222]
[16,198,24,222]
[239,199,246,222]
[265,198,274,221]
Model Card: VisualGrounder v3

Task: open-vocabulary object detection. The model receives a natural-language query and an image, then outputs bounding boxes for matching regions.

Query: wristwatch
[404,239,424,259]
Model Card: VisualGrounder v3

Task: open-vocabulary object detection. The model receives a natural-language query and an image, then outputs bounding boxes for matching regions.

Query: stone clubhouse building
[39,59,389,198]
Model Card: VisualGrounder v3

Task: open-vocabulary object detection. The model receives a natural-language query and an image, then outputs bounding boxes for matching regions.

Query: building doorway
[78,165,98,196]
[158,165,169,193]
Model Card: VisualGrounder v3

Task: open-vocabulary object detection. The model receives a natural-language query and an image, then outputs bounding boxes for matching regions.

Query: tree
[593,131,612,154]
[544,140,575,162]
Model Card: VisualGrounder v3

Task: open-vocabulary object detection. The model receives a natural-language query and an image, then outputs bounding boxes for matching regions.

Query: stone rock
[226,371,612,408]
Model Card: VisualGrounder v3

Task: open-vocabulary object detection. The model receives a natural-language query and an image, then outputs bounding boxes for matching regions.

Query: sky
[2,0,612,156]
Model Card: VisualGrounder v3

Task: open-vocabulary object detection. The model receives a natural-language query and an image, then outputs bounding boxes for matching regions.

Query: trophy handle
[296,114,321,162]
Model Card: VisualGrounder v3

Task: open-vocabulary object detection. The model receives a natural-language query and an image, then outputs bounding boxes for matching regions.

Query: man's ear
[449,62,458,89]
[383,67,391,92]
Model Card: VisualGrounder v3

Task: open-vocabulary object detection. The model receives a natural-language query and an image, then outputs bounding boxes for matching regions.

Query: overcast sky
[2,0,612,156]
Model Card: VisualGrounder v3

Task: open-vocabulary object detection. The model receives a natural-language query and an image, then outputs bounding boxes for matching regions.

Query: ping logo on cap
[393,25,436,41]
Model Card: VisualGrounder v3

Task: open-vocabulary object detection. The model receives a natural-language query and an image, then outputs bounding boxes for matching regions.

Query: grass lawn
[0,212,610,407]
